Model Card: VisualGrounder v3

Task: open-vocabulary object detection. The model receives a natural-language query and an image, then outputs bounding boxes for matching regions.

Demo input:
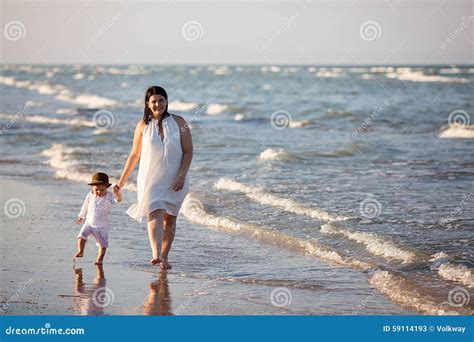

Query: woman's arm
[173,115,193,191]
[116,120,145,189]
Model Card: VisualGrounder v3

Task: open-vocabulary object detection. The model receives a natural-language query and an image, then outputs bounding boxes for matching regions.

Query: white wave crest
[0,113,95,128]
[56,108,77,115]
[214,178,350,222]
[40,144,137,191]
[213,66,231,76]
[0,76,118,108]
[55,93,118,108]
[168,101,198,112]
[233,113,246,121]
[368,270,459,315]
[438,264,474,288]
[321,223,416,263]
[439,125,474,139]
[258,148,292,161]
[41,143,88,171]
[95,66,148,75]
[289,120,311,128]
[206,104,228,115]
[314,68,346,78]
[385,69,469,83]
[181,193,371,270]
[430,252,474,288]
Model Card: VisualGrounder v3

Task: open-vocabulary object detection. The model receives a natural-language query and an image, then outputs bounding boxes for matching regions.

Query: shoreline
[0,176,414,315]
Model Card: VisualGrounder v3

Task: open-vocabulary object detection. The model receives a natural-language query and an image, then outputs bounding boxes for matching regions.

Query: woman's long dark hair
[143,86,170,139]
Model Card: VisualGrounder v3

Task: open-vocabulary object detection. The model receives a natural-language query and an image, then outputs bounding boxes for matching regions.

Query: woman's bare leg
[161,213,177,269]
[147,209,165,264]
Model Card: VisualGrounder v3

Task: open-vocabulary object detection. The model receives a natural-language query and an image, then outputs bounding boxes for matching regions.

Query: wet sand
[0,178,413,315]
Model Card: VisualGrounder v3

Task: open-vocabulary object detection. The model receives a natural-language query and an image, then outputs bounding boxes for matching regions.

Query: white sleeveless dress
[126,114,189,222]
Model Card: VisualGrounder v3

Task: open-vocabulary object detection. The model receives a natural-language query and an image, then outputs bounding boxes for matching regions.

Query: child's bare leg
[75,238,86,257]
[95,247,106,265]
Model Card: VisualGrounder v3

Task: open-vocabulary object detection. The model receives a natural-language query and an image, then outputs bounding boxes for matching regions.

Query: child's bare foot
[150,258,162,265]
[75,251,84,258]
[160,259,172,270]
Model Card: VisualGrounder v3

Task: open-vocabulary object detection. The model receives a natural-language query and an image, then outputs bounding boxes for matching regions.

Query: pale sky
[1,0,473,65]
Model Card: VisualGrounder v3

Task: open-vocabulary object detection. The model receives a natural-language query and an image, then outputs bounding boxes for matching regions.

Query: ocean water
[0,64,473,315]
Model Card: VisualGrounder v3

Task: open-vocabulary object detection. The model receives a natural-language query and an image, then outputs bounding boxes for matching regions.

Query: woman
[114,86,193,270]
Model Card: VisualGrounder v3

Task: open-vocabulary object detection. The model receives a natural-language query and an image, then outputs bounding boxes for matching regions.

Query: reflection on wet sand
[72,265,110,315]
[144,271,173,315]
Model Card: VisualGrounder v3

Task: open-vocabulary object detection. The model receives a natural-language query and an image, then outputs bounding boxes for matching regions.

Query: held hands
[113,184,121,193]
[76,217,84,225]
[172,174,185,191]
[113,184,123,202]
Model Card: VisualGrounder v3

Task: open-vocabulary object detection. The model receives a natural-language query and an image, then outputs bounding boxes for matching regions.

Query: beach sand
[0,177,413,315]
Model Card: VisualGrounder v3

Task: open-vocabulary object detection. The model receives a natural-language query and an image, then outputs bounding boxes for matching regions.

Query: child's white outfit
[77,191,118,248]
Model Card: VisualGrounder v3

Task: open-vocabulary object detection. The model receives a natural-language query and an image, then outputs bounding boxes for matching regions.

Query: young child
[75,172,122,265]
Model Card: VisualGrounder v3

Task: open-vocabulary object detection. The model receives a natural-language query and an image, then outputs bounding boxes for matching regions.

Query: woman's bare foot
[150,258,162,265]
[75,251,84,258]
[160,259,172,270]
